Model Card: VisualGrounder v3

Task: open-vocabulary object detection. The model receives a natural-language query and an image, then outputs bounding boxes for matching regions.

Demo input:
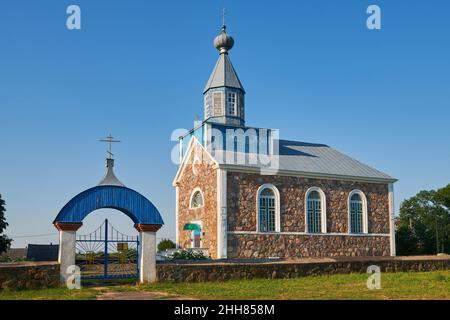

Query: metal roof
[212,139,396,182]
[53,185,164,225]
[203,53,245,93]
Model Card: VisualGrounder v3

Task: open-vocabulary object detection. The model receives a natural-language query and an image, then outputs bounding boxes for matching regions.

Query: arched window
[257,184,280,232]
[348,190,368,234]
[190,189,204,209]
[305,187,327,233]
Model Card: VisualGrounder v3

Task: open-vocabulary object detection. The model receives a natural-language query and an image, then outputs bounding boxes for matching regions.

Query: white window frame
[189,187,205,209]
[305,187,327,233]
[256,184,281,233]
[347,189,368,234]
[227,92,237,116]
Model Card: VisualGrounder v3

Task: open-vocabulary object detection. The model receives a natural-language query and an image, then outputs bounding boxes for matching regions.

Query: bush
[0,255,27,263]
[170,249,208,260]
[157,239,176,253]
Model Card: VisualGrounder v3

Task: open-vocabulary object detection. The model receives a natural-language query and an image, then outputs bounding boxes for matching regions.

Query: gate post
[54,222,82,284]
[135,224,162,283]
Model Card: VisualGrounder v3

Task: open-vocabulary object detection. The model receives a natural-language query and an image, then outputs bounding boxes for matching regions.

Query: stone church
[173,25,397,260]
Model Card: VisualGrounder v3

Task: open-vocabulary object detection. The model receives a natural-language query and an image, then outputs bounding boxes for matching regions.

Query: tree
[435,184,450,210]
[157,239,176,253]
[396,188,450,255]
[0,194,12,255]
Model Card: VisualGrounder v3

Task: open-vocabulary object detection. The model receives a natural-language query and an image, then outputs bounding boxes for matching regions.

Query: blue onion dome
[214,25,234,54]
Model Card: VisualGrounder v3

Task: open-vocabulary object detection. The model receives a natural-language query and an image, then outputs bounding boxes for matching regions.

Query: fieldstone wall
[156,256,450,283]
[176,143,218,258]
[227,172,391,258]
[227,234,391,258]
[0,262,60,289]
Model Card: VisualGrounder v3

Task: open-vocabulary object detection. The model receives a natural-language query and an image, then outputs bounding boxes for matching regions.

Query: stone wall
[156,256,450,283]
[227,172,391,258]
[227,234,391,259]
[176,143,218,258]
[0,262,60,289]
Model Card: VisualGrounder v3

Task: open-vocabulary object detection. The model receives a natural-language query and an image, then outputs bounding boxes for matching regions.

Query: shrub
[170,249,208,260]
[157,239,176,253]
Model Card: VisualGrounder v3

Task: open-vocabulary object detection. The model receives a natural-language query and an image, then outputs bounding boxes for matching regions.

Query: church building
[173,24,397,260]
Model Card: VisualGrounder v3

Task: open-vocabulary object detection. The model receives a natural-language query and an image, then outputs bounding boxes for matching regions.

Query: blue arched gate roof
[53,185,164,225]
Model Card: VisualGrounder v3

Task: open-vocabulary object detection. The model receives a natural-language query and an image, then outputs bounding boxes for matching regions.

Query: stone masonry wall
[176,142,218,258]
[157,256,450,283]
[227,234,391,258]
[0,262,60,289]
[227,172,391,258]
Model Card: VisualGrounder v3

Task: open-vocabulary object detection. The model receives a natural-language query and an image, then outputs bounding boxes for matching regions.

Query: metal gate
[76,219,139,280]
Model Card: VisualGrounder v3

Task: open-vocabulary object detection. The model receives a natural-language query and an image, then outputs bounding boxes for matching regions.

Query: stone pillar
[135,224,161,283]
[216,169,227,259]
[54,222,82,284]
[388,183,396,256]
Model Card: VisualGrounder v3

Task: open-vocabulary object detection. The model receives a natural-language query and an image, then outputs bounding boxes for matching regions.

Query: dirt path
[94,287,194,300]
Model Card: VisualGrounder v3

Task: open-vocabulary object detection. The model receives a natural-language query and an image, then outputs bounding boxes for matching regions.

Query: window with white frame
[190,189,204,208]
[348,190,368,234]
[259,188,276,232]
[257,184,280,233]
[306,188,326,233]
[227,92,237,116]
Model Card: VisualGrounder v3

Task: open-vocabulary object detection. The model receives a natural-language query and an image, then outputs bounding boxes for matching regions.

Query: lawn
[0,271,449,300]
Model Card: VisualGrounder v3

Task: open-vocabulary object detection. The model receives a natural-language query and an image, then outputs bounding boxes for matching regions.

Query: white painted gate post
[139,231,157,283]
[54,223,82,284]
[135,224,161,283]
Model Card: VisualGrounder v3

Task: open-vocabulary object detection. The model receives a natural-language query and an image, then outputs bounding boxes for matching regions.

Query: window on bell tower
[204,94,212,118]
[213,92,223,116]
[227,92,237,116]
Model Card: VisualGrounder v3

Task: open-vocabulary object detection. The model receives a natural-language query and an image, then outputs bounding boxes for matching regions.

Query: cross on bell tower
[203,9,246,127]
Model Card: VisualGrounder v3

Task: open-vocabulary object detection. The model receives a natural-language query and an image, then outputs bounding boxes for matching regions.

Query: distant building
[173,24,397,260]
[26,244,59,261]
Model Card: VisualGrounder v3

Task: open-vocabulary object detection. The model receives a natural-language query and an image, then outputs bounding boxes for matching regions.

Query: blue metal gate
[76,219,139,280]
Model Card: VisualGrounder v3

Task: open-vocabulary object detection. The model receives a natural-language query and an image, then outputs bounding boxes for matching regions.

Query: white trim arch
[256,184,281,233]
[305,187,327,233]
[347,189,368,234]
[189,188,205,209]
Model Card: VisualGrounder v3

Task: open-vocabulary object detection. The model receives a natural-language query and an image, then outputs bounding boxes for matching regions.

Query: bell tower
[203,24,245,127]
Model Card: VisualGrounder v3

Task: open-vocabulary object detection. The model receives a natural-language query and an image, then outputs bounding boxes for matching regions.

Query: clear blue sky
[1,0,449,247]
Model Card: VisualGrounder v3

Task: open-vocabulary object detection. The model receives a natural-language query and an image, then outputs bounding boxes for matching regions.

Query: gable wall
[176,143,218,258]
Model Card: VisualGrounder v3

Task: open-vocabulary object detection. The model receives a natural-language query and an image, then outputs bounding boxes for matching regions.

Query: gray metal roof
[203,53,245,94]
[212,139,396,182]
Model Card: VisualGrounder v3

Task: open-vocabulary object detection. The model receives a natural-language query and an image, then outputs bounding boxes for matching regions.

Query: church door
[192,230,202,248]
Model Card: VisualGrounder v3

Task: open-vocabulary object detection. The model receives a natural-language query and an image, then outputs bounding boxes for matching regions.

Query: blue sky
[1,0,449,247]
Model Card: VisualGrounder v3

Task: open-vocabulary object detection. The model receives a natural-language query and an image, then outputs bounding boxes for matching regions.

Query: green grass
[0,286,98,300]
[1,271,449,300]
[141,271,450,300]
